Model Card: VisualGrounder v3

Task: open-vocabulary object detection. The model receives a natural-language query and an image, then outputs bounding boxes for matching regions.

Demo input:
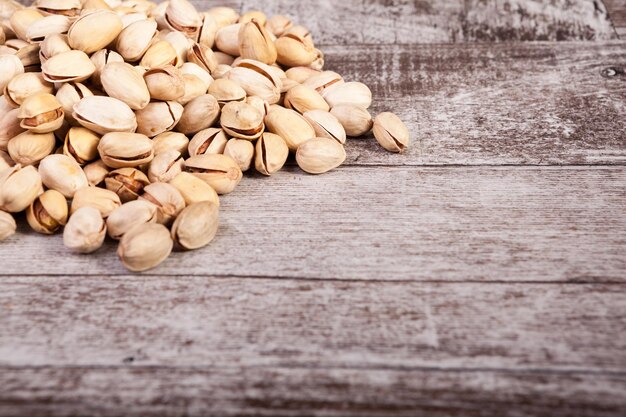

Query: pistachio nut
[302,110,347,145]
[26,189,68,234]
[264,105,315,151]
[238,18,276,65]
[4,72,53,108]
[206,7,239,28]
[239,10,266,25]
[67,9,123,54]
[63,206,106,253]
[245,95,269,117]
[140,40,178,69]
[373,112,410,153]
[330,104,373,137]
[207,78,246,106]
[185,43,217,75]
[224,138,254,172]
[322,81,372,109]
[163,0,201,38]
[38,153,89,197]
[296,137,346,174]
[139,181,185,224]
[34,0,82,17]
[0,210,16,241]
[25,14,71,43]
[1,39,29,55]
[39,33,71,62]
[81,0,112,11]
[147,150,183,183]
[179,62,213,89]
[211,64,231,79]
[55,82,93,125]
[9,9,44,42]
[213,54,234,67]
[197,13,218,48]
[83,159,110,186]
[104,167,150,202]
[301,70,343,93]
[106,199,158,240]
[176,94,219,135]
[0,164,44,212]
[266,15,293,37]
[275,32,317,67]
[7,131,56,166]
[63,127,100,165]
[160,30,191,68]
[135,100,183,137]
[17,93,64,133]
[171,200,218,250]
[285,66,320,84]
[176,73,207,105]
[227,59,282,104]
[283,84,329,114]
[73,96,137,135]
[70,185,121,218]
[0,109,26,151]
[184,153,242,195]
[219,101,263,140]
[0,54,24,93]
[0,150,14,171]
[98,132,154,168]
[101,62,150,110]
[117,222,172,271]
[254,132,288,176]
[284,25,314,45]
[168,171,219,206]
[41,50,96,83]
[214,23,241,56]
[16,43,43,72]
[115,18,157,62]
[309,48,324,71]
[90,49,124,87]
[188,127,227,156]
[143,65,185,101]
[153,131,189,156]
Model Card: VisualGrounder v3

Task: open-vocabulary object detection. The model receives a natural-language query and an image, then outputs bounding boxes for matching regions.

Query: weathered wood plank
[1,166,624,280]
[604,0,626,37]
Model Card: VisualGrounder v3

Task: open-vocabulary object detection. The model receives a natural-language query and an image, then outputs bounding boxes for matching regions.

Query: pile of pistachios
[0,0,410,271]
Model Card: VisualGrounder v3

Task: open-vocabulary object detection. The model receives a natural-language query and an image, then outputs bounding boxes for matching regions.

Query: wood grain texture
[604,0,626,37]
[1,166,624,280]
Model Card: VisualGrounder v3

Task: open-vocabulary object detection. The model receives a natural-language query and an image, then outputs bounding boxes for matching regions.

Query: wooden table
[2,1,626,416]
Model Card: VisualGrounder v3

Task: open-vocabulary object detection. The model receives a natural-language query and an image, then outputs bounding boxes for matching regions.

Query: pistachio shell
[25,14,71,43]
[63,206,106,253]
[139,182,185,224]
[73,96,137,135]
[63,127,100,164]
[101,62,150,110]
[0,210,16,241]
[238,19,276,65]
[224,138,254,172]
[143,65,185,101]
[140,40,177,69]
[296,137,346,174]
[135,101,183,137]
[207,78,246,106]
[83,159,110,186]
[330,104,373,137]
[219,101,264,140]
[284,84,329,114]
[153,131,189,156]
[285,66,320,84]
[10,9,44,42]
[171,201,218,250]
[0,164,44,212]
[17,93,64,133]
[168,171,219,206]
[301,70,343,93]
[106,199,158,240]
[177,73,207,105]
[117,222,172,271]
[0,109,25,152]
[275,33,317,67]
[67,10,123,54]
[176,94,220,135]
[35,0,82,17]
[179,62,214,89]
[215,23,241,56]
[321,81,372,109]
[104,167,150,202]
[264,106,315,151]
[98,132,154,168]
[89,48,124,87]
[8,131,56,166]
[4,72,53,108]
[147,150,183,183]
[160,30,190,67]
[0,150,14,171]
[373,112,410,153]
[70,186,121,218]
[206,7,239,28]
[116,18,157,61]
[42,50,96,83]
[39,33,71,62]
[266,15,293,37]
[254,132,288,176]
[302,110,346,144]
[186,43,218,74]
[227,59,282,104]
[184,153,242,195]
[164,0,201,38]
[0,54,25,93]
[188,127,227,156]
[38,154,89,198]
[55,82,94,125]
[26,189,68,234]
[198,13,218,48]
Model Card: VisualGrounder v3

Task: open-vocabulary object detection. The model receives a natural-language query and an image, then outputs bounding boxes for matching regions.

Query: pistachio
[26,14,71,43]
[35,0,82,17]
[373,112,410,153]
[176,94,220,135]
[309,48,324,71]
[255,132,288,176]
[153,131,189,156]
[63,127,100,165]
[101,62,150,110]
[0,54,24,93]
[296,137,346,174]
[164,0,201,38]
[215,23,241,56]
[160,30,191,68]
[238,19,276,65]
[104,167,150,202]
[179,62,213,89]
[117,222,172,271]
[224,138,254,172]
[206,7,239,28]
[275,32,317,67]
[147,150,183,183]
[140,40,178,69]
[63,206,106,253]
[70,186,121,218]
[285,66,320,84]
[98,132,154,168]
[188,127,227,156]
[81,0,112,12]
[73,96,137,135]
[207,78,246,106]
[4,72,53,108]
[39,33,71,62]
[106,199,158,240]
[67,9,123,54]
[135,100,183,137]
[0,108,25,152]
[219,101,264,140]
[197,13,218,48]
[211,64,231,80]
[42,50,96,83]
[26,189,68,234]
[227,59,282,104]
[284,84,329,114]
[38,154,89,197]
[90,49,124,87]
[83,159,110,186]
[245,95,269,117]
[143,65,185,101]
[264,105,315,151]
[10,9,44,42]
[302,110,346,144]
[171,200,218,250]
[184,153,242,195]
[0,150,14,171]
[302,70,343,93]
[18,93,64,133]
[15,44,41,73]
[168,171,219,206]
[0,210,16,241]
[7,131,56,166]
[116,18,157,62]
[55,82,94,125]
[0,164,44,212]
[139,181,185,224]
[330,104,373,137]
[266,15,292,37]
[322,81,372,109]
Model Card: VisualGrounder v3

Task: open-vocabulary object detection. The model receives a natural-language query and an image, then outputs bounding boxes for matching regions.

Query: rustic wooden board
[604,0,626,37]
[1,166,624,280]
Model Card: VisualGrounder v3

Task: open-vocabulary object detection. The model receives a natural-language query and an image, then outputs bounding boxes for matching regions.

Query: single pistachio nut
[227,59,282,104]
[224,138,254,172]
[63,127,100,165]
[212,64,231,80]
[143,65,185,101]
[38,154,89,198]
[67,9,123,54]
[147,150,184,183]
[104,167,150,203]
[275,32,317,67]
[296,137,346,175]
[25,14,71,43]
[115,18,158,62]
[309,48,324,71]
[254,132,288,176]
[0,210,16,241]
[188,127,227,156]
[322,81,372,109]
[0,150,15,171]
[264,106,315,151]
[26,189,68,234]
[0,52,25,93]
[176,94,220,135]
[303,110,346,144]
[83,159,110,186]
[330,104,373,137]
[171,200,219,250]
[184,153,242,195]
[135,101,184,137]
[139,181,186,224]
[10,9,44,42]
[55,82,93,125]
[168,171,219,206]
[207,78,246,106]
[240,10,266,25]
[164,0,201,38]
[81,0,112,11]
[89,49,124,87]
[106,199,158,240]
[4,72,53,108]
[373,112,410,153]
[41,49,96,83]
[117,222,172,271]
[285,66,320,84]
[63,206,106,253]
[153,131,189,156]
[179,62,214,89]
[220,101,264,140]
[177,73,207,106]
[98,132,154,169]
[17,93,64,133]
[34,0,82,17]
[39,33,71,62]
[198,13,218,48]
[238,18,276,65]
[245,95,269,117]
[140,40,178,69]
[215,23,241,56]
[206,7,239,28]
[266,15,293,37]
[283,26,314,45]
[284,84,329,114]
[70,186,121,218]
[73,96,137,135]
[187,42,218,74]
[280,77,300,95]
[0,165,44,213]
[0,109,25,152]
[302,70,344,93]
[160,30,191,68]
[101,62,150,110]
[8,131,56,166]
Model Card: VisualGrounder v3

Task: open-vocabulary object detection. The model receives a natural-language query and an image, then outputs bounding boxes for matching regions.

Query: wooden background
[1,0,626,416]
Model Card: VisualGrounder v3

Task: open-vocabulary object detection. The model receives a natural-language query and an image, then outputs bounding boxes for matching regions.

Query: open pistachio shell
[67,9,123,54]
[73,96,137,135]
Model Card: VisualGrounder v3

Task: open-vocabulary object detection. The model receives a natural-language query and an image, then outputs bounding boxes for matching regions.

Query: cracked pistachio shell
[186,43,218,74]
[302,70,343,93]
[0,109,25,152]
[0,210,16,241]
[224,138,254,172]
[139,182,185,224]
[219,101,264,140]
[18,93,64,133]
[144,65,185,101]
[206,7,239,28]
[0,150,14,171]
[160,30,191,68]
[63,127,100,165]
[34,0,82,17]
[106,199,158,240]
[254,132,288,176]
[266,15,293,37]
[176,94,220,135]
[171,201,218,250]
[73,96,137,135]
[67,10,123,54]
[188,127,227,156]
[98,132,154,169]
[227,59,282,104]
[8,131,56,166]
[25,14,71,43]
[101,62,150,110]
[0,165,44,212]
[116,18,157,62]
[153,131,189,156]
[207,78,246,106]
[198,13,218,48]
[373,112,410,153]
[275,32,317,67]
[10,9,44,42]
[215,23,241,56]
[184,153,242,195]
[118,222,172,271]
[135,101,183,137]
[310,48,324,71]
[246,96,269,118]
[168,171,219,206]
[303,110,346,144]
[38,154,89,198]
[179,62,214,89]
[322,81,372,109]
[148,150,184,183]
[285,66,320,84]
[55,82,93,126]
[238,19,276,65]
[104,167,150,202]
[0,54,25,93]
[89,49,124,87]
[177,73,207,105]
[140,40,178,69]
[211,64,231,80]
[16,43,42,71]
[42,50,96,83]
[296,137,346,175]
[39,34,71,62]
[4,72,53,108]
[164,0,201,38]
[330,104,373,137]
[240,10,266,25]
[264,105,315,151]
[26,189,68,234]
[63,206,106,253]
[284,84,329,114]
[83,159,110,186]
[70,186,121,218]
